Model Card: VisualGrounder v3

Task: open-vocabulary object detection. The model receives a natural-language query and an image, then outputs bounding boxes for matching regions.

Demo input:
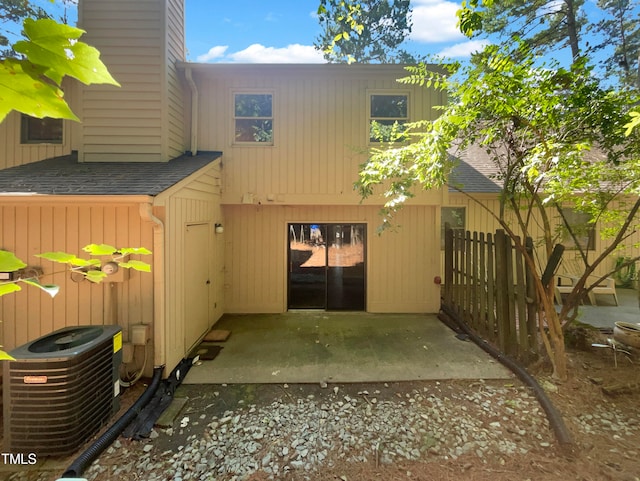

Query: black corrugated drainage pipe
[58,366,164,480]
[439,305,574,452]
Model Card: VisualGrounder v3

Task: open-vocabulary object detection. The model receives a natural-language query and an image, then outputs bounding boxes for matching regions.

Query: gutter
[185,66,199,156]
[139,203,166,372]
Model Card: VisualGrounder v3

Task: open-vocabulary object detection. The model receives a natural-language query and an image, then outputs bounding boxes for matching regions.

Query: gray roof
[0,152,222,196]
[449,143,502,194]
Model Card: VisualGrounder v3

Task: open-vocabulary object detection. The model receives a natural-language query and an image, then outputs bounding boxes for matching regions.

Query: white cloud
[436,39,491,58]
[410,0,466,43]
[196,46,229,62]
[202,43,325,64]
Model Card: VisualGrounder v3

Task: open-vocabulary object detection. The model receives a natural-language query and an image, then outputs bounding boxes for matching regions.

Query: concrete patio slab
[571,288,639,329]
[183,312,512,384]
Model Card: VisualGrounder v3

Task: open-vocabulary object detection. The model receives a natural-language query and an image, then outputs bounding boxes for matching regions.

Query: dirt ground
[2,327,639,481]
[237,328,640,481]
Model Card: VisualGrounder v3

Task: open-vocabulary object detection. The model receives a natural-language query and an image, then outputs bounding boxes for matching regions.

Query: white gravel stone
[76,382,640,481]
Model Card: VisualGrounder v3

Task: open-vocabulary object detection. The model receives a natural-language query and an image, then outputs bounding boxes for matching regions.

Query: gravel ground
[4,370,640,481]
[81,380,560,481]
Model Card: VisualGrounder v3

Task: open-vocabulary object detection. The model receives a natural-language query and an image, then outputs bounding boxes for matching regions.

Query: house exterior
[0,0,448,376]
[446,144,640,283]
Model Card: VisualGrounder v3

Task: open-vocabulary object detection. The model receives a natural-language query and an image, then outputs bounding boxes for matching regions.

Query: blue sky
[27,0,632,67]
[185,0,490,63]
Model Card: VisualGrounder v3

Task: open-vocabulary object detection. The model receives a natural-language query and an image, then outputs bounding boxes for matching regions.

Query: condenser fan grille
[3,325,122,457]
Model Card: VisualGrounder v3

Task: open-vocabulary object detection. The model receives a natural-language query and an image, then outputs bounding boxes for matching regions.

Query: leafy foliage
[0,0,50,59]
[315,0,416,63]
[590,0,640,89]
[456,0,640,88]
[356,43,640,379]
[0,244,152,298]
[0,17,119,122]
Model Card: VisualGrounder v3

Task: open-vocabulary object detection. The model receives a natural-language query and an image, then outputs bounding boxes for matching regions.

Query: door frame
[286,222,367,311]
[184,222,211,354]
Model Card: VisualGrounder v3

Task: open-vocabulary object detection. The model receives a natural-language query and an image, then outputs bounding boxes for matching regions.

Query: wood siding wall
[78,0,185,162]
[190,65,446,205]
[0,201,154,354]
[165,0,186,159]
[156,162,224,371]
[446,193,640,280]
[223,204,441,314]
[0,112,73,170]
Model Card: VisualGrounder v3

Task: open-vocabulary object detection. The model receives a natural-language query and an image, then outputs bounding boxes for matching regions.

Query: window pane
[369,120,408,142]
[370,95,407,118]
[235,119,273,143]
[561,209,595,250]
[235,94,272,117]
[21,115,63,143]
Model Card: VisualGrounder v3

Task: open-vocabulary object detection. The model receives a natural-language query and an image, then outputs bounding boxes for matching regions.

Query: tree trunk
[540,281,568,380]
[564,0,581,61]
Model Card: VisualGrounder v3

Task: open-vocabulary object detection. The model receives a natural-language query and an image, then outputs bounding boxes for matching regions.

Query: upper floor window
[234,93,273,144]
[21,115,63,144]
[369,93,408,143]
[441,206,466,248]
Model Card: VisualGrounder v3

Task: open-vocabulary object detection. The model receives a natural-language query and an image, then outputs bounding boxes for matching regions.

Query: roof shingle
[0,152,222,196]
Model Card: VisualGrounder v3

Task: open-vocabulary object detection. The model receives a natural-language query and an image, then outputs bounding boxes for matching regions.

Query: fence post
[525,236,539,357]
[444,227,453,306]
[494,230,511,353]
[486,232,496,338]
[514,236,529,358]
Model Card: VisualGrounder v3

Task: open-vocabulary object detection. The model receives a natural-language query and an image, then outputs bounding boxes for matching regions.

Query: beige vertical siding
[0,112,72,170]
[0,199,154,355]
[187,64,446,206]
[447,193,640,280]
[223,204,441,314]
[78,0,185,162]
[155,161,224,372]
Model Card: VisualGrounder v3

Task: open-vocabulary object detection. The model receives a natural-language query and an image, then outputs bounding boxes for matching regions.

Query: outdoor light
[215,223,224,234]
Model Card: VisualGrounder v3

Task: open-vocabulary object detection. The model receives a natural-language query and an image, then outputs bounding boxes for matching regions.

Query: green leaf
[119,247,153,256]
[83,244,118,256]
[36,251,77,263]
[0,350,15,361]
[21,279,60,298]
[0,58,78,122]
[624,111,640,136]
[36,251,100,267]
[0,282,22,297]
[118,260,152,272]
[15,19,120,87]
[0,250,27,272]
[85,270,107,283]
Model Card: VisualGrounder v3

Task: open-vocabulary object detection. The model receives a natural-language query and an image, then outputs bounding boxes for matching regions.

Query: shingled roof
[448,143,502,194]
[0,152,222,196]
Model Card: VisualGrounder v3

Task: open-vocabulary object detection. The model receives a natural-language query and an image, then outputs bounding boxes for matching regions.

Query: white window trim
[367,90,411,144]
[231,90,275,146]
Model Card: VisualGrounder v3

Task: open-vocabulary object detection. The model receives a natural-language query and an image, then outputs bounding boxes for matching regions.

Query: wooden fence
[443,228,539,362]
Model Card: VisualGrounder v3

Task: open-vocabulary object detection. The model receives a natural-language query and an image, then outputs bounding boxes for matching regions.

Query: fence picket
[443,227,538,362]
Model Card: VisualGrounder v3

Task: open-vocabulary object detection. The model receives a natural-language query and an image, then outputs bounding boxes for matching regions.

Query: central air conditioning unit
[3,325,123,457]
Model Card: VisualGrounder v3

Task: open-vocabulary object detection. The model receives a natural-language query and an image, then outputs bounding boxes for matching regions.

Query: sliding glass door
[288,223,366,310]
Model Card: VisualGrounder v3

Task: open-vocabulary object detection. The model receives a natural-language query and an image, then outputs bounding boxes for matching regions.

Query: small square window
[369,93,408,142]
[234,93,273,144]
[21,115,63,144]
[441,207,465,248]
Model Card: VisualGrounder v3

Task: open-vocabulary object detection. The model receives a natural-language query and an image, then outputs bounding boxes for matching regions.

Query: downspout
[185,66,198,156]
[140,203,166,372]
